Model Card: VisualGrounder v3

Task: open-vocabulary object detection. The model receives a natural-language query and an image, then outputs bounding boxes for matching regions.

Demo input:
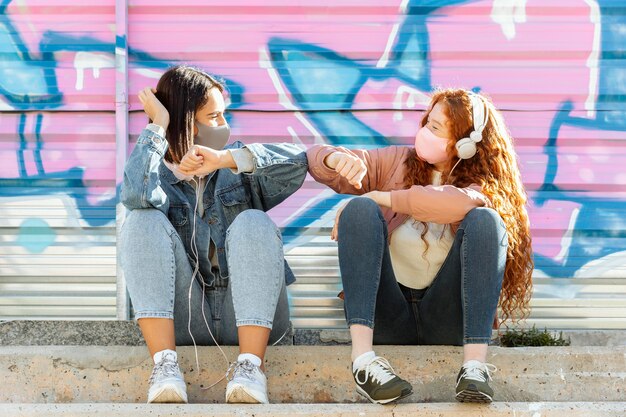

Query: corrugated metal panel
[286,242,626,329]
[0,1,117,319]
[2,1,626,330]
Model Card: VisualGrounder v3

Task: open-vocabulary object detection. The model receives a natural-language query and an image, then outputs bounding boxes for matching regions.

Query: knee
[227,209,280,243]
[122,208,170,235]
[119,209,175,269]
[465,207,502,228]
[463,207,507,242]
[340,197,381,224]
[123,207,168,227]
[120,209,173,248]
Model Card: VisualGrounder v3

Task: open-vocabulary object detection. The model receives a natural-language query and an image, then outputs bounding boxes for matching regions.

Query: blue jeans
[337,198,507,346]
[119,208,290,345]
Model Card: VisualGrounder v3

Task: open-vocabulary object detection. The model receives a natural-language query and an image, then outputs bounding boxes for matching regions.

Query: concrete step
[1,346,624,404]
[2,321,626,347]
[1,403,625,417]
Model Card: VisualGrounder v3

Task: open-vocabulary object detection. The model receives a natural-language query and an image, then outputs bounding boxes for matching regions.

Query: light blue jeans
[119,208,290,345]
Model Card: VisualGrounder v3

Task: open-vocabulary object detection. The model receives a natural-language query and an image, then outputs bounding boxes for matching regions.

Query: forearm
[373,191,392,208]
[390,184,489,223]
[361,190,391,208]
[242,143,308,176]
[221,149,238,170]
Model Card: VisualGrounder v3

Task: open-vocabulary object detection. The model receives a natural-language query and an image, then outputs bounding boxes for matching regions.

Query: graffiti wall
[1,0,624,328]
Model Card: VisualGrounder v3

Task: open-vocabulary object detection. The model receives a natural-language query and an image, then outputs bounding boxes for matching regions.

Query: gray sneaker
[353,356,413,404]
[455,360,497,403]
[147,352,188,403]
[225,359,269,404]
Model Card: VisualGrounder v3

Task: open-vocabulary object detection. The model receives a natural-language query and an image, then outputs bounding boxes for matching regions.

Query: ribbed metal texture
[0,1,117,319]
[1,1,624,329]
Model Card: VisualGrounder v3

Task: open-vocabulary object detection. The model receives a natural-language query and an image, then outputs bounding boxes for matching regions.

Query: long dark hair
[155,66,224,163]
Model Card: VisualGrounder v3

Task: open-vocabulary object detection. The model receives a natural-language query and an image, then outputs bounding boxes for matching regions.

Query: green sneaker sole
[356,386,413,405]
[455,388,493,403]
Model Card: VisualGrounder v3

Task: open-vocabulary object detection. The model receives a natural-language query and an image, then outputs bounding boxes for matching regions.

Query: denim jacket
[121,127,308,286]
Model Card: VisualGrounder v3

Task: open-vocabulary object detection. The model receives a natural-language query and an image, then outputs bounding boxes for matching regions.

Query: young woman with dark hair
[120,66,308,404]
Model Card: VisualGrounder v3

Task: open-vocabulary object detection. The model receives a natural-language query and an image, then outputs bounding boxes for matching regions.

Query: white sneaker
[147,351,188,403]
[225,359,269,404]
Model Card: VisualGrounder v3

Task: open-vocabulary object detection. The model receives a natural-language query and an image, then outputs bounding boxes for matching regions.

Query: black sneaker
[455,360,497,403]
[353,356,413,404]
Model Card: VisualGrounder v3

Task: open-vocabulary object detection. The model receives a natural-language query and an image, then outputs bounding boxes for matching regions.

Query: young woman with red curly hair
[307,88,533,404]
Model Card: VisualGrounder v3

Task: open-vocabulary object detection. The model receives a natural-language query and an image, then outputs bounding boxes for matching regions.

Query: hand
[179,145,234,176]
[330,200,348,241]
[324,151,367,190]
[179,145,205,174]
[138,87,169,129]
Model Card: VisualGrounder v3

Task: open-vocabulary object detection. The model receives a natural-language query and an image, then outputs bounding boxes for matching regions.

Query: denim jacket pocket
[167,204,189,243]
[168,204,188,226]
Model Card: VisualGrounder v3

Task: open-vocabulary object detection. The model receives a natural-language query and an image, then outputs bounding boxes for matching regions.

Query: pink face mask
[414,127,450,165]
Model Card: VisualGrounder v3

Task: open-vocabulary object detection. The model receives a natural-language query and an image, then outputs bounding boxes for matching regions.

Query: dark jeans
[337,197,507,346]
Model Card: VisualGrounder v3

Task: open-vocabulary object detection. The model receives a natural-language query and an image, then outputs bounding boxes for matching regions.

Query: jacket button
[153,137,161,144]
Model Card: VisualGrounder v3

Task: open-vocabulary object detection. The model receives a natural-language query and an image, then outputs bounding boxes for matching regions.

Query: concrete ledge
[2,321,625,346]
[313,329,626,347]
[1,346,624,403]
[0,321,146,346]
[1,402,625,417]
[0,320,291,346]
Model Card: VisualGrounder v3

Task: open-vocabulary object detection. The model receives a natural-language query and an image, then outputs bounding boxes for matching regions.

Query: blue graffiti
[534,0,626,277]
[0,0,61,109]
[16,218,56,254]
[0,0,244,240]
[276,0,626,277]
[268,0,473,149]
[276,0,476,246]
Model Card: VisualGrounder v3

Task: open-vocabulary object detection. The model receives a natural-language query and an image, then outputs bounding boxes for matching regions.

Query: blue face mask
[194,122,230,149]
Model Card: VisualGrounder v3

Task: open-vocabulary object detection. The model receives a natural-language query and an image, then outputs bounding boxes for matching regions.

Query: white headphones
[455,93,490,159]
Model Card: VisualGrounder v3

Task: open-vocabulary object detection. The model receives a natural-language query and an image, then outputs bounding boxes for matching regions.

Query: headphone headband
[455,92,490,160]
[468,92,489,142]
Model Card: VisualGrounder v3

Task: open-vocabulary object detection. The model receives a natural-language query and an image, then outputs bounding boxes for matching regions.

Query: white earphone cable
[187,176,231,390]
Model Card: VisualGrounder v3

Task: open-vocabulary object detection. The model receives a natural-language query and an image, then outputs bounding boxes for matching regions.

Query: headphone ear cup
[456,137,476,159]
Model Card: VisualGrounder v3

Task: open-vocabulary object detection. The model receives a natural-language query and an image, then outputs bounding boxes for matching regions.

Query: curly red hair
[404,88,534,323]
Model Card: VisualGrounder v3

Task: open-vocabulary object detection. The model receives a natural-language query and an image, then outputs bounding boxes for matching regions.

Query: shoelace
[202,359,259,391]
[227,359,258,382]
[459,362,498,383]
[149,354,180,385]
[356,357,396,385]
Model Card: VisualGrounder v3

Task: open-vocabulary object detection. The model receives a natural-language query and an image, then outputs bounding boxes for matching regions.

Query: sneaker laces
[459,362,497,383]
[356,357,397,385]
[149,353,180,385]
[227,359,258,383]
[202,359,260,392]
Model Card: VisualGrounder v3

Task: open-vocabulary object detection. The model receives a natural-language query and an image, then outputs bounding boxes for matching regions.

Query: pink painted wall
[1,0,624,323]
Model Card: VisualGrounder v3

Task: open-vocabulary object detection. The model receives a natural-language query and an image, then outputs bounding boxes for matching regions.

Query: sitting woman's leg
[220,209,289,404]
[121,208,184,354]
[120,208,204,403]
[418,207,507,403]
[336,197,415,404]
